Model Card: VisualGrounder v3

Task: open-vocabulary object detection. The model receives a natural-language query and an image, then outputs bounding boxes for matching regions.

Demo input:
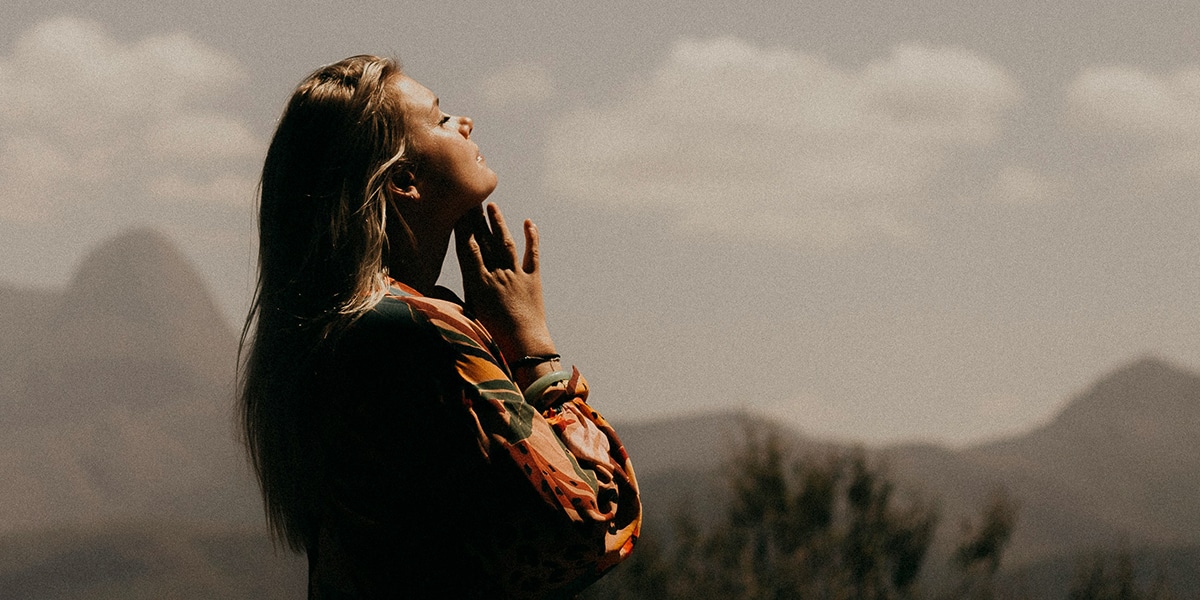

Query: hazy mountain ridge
[0,229,258,533]
[0,522,305,600]
[4,228,236,424]
[1001,542,1200,600]
[621,356,1200,572]
[968,357,1200,556]
[1,228,1197,595]
[883,357,1200,564]
[0,285,60,403]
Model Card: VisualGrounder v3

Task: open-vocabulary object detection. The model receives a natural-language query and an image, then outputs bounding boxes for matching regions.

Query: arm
[397,282,639,594]
[448,203,641,583]
[454,204,557,389]
[331,288,637,596]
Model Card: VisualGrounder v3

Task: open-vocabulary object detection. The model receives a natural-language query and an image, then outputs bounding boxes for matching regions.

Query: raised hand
[454,203,557,372]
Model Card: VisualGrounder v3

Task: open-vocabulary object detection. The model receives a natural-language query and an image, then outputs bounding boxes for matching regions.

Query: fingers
[457,203,540,276]
[522,219,539,274]
[487,203,519,266]
[458,205,493,255]
[454,208,489,279]
[457,204,488,232]
[454,229,488,279]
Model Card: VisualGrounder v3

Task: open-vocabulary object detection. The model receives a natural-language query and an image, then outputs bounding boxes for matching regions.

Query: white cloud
[145,114,261,161]
[860,45,1021,145]
[544,38,1020,246]
[481,63,555,107]
[0,17,261,223]
[1069,66,1200,136]
[1068,65,1200,178]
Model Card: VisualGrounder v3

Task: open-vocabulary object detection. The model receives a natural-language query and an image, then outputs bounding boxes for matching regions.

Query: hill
[1,229,1197,595]
[6,228,236,427]
[618,356,1200,587]
[0,522,305,600]
[0,285,59,404]
[0,229,260,532]
[1000,543,1200,600]
[883,356,1200,564]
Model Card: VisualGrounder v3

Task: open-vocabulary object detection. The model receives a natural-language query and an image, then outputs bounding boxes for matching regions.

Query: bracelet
[523,370,572,404]
[512,353,561,370]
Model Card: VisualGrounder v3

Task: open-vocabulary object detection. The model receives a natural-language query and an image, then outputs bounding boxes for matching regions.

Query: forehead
[395,75,437,113]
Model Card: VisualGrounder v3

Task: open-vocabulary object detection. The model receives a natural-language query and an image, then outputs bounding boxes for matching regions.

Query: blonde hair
[239,55,415,550]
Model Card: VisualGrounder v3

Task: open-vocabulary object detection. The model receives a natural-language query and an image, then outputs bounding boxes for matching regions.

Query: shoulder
[336,286,501,373]
[324,293,469,398]
[351,285,459,333]
[373,286,498,355]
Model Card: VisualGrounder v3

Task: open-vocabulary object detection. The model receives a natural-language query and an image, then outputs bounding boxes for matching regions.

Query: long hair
[238,55,416,551]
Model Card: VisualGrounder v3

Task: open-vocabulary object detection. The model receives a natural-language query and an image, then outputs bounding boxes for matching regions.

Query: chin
[480,175,499,198]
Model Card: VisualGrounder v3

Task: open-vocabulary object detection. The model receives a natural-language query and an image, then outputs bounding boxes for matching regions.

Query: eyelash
[438,115,451,126]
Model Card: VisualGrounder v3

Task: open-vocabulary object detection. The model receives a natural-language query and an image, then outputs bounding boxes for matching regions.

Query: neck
[386,213,453,296]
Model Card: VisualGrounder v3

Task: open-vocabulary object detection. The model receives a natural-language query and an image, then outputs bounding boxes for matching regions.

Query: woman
[239,55,640,598]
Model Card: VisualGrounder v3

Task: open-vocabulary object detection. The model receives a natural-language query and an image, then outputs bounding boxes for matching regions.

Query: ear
[387,170,420,202]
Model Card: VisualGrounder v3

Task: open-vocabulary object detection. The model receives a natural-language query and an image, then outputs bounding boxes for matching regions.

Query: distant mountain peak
[10,229,239,423]
[1051,354,1200,433]
[62,227,226,332]
[1102,354,1188,380]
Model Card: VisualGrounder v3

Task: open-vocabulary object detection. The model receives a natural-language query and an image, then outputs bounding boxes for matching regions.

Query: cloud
[145,114,262,161]
[1067,65,1200,178]
[1069,66,1200,136]
[480,63,555,107]
[544,38,1020,246]
[0,17,262,223]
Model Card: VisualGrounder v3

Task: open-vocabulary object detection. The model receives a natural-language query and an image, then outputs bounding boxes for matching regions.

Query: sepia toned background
[0,0,1197,597]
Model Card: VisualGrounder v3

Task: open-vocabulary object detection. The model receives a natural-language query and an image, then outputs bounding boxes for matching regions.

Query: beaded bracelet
[512,353,561,370]
[523,369,572,404]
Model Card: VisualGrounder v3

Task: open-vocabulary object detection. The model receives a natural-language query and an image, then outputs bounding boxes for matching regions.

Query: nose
[459,116,473,137]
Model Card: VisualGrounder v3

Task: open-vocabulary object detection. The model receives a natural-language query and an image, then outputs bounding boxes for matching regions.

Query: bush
[587,430,977,600]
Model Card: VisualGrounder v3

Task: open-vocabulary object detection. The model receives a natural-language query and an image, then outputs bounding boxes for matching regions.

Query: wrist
[497,327,555,364]
[511,353,562,390]
[512,353,562,370]
[522,369,574,406]
[511,329,555,359]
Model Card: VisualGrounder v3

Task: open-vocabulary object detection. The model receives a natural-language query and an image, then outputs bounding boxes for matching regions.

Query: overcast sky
[2,0,1197,446]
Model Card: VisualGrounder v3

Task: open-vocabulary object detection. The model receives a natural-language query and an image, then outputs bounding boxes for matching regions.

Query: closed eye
[438,114,451,126]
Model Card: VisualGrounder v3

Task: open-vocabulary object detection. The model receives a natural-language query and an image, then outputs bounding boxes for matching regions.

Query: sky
[1,0,1197,446]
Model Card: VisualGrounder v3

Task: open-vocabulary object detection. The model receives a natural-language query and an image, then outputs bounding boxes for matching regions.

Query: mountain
[618,356,1200,579]
[975,356,1200,540]
[1000,542,1200,600]
[0,229,261,533]
[6,228,236,427]
[0,285,59,404]
[1,229,1197,595]
[884,356,1200,563]
[0,522,305,600]
[615,411,842,532]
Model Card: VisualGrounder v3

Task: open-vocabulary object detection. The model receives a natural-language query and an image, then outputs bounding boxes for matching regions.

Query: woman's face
[397,76,498,216]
